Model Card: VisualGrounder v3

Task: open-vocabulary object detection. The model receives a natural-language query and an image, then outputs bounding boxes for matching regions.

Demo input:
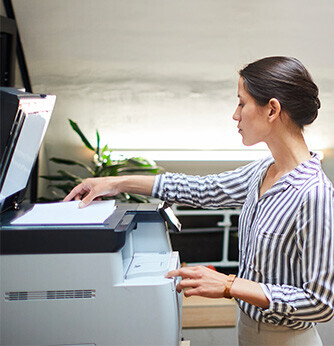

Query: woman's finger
[183,288,201,298]
[176,279,198,292]
[166,267,197,279]
[63,183,87,202]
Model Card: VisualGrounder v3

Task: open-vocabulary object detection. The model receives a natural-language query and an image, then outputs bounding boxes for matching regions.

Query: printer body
[0,88,182,346]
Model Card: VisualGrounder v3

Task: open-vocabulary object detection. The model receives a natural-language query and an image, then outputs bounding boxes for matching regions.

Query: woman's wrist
[229,277,270,309]
[223,274,237,299]
[112,176,130,195]
[115,175,156,196]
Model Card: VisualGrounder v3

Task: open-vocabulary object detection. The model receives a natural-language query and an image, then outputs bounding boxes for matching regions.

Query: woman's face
[233,77,271,146]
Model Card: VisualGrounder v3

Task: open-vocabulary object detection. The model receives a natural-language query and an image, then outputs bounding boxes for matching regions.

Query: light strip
[112,150,324,162]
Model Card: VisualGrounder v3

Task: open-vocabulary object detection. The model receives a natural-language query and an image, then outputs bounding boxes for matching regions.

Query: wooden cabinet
[182,295,237,328]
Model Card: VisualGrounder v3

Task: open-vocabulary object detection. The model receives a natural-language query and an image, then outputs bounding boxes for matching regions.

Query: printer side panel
[0,207,182,346]
[110,282,180,345]
[0,252,124,346]
[116,220,182,345]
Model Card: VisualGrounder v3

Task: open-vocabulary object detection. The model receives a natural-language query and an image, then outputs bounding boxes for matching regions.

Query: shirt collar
[258,152,321,200]
[284,152,321,189]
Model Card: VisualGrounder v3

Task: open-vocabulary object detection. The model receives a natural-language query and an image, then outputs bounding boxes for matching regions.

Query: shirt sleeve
[259,283,273,303]
[261,184,334,323]
[151,159,262,209]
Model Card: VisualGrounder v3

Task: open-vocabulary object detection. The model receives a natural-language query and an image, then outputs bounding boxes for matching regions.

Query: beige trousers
[238,310,323,346]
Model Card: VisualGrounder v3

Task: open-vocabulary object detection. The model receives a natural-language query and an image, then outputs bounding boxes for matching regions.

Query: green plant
[40,119,163,203]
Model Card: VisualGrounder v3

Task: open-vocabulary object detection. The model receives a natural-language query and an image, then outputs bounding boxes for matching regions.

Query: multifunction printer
[0,87,182,346]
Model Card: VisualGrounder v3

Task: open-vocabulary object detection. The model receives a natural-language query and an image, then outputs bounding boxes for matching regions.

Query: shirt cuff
[259,283,297,319]
[151,174,163,199]
[259,283,272,303]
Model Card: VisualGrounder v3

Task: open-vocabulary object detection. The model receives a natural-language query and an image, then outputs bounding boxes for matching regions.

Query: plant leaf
[50,157,94,175]
[101,144,109,153]
[120,192,131,201]
[127,193,150,203]
[57,170,82,182]
[96,130,100,157]
[48,182,76,194]
[128,157,157,167]
[117,167,162,174]
[40,118,165,204]
[40,175,71,181]
[98,164,123,177]
[69,119,95,151]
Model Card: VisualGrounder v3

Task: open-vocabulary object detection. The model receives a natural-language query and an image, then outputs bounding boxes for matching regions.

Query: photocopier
[0,88,183,346]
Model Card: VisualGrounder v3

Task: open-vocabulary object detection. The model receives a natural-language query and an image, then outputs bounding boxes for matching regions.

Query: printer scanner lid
[0,87,56,213]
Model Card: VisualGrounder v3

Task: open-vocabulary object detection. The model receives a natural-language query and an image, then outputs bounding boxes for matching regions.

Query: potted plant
[40,119,163,203]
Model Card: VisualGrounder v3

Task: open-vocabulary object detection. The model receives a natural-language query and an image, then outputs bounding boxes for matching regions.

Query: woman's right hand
[63,176,124,208]
[63,175,156,208]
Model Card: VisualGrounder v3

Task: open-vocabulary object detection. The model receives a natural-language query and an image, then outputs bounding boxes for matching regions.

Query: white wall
[9,0,334,194]
[11,0,334,155]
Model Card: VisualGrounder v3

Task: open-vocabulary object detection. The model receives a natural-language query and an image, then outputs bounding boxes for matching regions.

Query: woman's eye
[239,103,244,107]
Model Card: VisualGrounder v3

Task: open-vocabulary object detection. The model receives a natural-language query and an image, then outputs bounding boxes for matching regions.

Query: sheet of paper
[11,200,116,225]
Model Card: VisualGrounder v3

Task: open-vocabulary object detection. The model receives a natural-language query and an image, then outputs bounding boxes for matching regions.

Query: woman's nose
[232,107,240,121]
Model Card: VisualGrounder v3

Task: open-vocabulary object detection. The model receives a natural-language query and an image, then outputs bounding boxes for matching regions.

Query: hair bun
[239,56,321,129]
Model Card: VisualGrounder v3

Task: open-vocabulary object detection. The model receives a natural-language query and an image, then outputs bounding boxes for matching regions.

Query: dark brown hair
[239,56,321,129]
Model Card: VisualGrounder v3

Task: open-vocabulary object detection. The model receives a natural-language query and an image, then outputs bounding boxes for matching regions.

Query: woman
[64,56,334,345]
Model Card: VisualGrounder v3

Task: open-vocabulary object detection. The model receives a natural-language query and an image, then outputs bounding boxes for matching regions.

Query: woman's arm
[153,159,264,209]
[64,158,263,208]
[64,175,155,207]
[166,266,270,309]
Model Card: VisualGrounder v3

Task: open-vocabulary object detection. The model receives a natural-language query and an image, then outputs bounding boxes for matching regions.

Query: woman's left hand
[166,265,228,298]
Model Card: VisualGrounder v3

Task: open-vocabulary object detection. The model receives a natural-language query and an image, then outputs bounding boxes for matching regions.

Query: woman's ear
[268,98,281,122]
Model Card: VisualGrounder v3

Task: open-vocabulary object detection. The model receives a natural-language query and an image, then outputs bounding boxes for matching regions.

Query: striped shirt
[152,153,334,330]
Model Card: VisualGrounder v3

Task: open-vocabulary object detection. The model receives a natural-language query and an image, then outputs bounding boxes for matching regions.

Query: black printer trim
[0,203,130,255]
[0,202,180,255]
[0,227,127,255]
